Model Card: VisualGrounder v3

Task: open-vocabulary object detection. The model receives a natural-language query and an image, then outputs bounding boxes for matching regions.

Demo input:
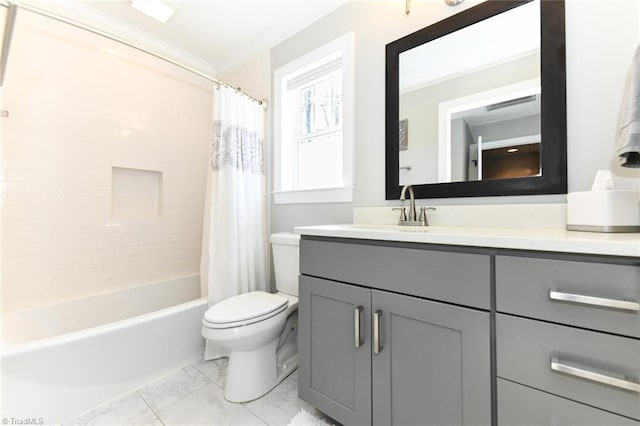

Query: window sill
[273,186,353,204]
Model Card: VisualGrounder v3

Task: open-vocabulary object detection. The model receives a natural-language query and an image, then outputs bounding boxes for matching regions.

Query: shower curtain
[201,85,268,360]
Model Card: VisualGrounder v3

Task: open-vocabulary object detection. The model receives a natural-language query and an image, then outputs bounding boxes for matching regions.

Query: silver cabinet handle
[373,309,383,355]
[550,357,640,393]
[354,306,363,349]
[549,290,640,312]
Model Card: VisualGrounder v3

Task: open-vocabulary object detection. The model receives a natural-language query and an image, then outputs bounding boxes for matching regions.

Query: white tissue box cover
[567,190,640,228]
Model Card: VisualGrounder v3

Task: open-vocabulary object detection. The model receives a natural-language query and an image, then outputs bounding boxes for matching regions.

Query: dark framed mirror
[385,0,566,199]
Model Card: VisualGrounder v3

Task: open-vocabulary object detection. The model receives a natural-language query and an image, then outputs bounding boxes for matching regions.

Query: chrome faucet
[400,184,417,221]
[393,184,436,226]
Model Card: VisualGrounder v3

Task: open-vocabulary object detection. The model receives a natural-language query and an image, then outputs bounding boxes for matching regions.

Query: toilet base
[223,337,298,403]
[203,305,299,403]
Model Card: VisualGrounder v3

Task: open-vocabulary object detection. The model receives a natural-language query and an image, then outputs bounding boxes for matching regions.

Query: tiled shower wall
[1,10,213,312]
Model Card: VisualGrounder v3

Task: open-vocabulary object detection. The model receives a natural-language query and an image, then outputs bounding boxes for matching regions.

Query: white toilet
[201,232,300,403]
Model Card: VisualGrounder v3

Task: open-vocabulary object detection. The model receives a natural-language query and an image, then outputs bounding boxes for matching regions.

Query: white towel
[616,46,640,168]
[287,409,334,426]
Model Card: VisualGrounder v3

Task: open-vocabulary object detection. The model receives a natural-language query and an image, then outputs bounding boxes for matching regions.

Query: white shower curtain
[201,85,268,360]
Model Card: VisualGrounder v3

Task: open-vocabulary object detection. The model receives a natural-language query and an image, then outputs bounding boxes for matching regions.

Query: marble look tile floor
[64,359,330,426]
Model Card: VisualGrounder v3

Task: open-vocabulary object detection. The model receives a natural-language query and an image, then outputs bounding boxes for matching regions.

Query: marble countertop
[294,224,640,258]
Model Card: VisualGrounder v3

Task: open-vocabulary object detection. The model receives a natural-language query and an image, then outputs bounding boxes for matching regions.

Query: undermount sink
[351,224,437,233]
[397,227,432,233]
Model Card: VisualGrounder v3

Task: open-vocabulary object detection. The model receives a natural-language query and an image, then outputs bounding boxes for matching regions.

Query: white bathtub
[1,275,208,424]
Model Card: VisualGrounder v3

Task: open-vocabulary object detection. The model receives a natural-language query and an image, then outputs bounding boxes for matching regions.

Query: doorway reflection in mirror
[397,0,540,186]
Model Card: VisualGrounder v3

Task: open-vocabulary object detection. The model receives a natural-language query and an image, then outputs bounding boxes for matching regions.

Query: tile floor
[64,358,333,426]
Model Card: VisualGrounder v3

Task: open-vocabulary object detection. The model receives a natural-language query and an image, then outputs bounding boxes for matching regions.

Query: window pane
[296,131,343,189]
[298,72,342,136]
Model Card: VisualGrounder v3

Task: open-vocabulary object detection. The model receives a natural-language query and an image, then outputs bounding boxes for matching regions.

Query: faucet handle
[392,207,407,222]
[418,207,436,225]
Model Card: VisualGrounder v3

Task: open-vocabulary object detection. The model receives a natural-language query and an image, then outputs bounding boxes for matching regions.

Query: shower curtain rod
[7,2,267,108]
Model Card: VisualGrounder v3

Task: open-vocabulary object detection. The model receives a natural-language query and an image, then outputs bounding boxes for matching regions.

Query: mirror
[386,0,566,199]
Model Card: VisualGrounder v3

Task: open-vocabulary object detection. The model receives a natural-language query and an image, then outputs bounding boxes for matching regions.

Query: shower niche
[111,166,163,218]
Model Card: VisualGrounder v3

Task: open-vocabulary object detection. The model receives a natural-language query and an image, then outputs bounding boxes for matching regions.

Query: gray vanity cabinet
[496,253,640,424]
[298,237,492,426]
[371,290,490,426]
[298,275,372,425]
[498,378,639,426]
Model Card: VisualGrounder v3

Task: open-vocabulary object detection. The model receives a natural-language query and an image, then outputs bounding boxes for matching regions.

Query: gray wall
[399,53,540,186]
[216,0,640,290]
[451,119,473,182]
[269,0,495,233]
[469,114,541,142]
[270,203,353,234]
[264,0,640,234]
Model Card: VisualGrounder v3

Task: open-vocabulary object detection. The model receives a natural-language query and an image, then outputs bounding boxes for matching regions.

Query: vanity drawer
[300,238,490,309]
[497,314,640,420]
[496,255,640,338]
[498,379,639,425]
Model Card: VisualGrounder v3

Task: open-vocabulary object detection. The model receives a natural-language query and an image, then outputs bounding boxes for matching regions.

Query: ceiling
[399,0,539,93]
[20,0,345,76]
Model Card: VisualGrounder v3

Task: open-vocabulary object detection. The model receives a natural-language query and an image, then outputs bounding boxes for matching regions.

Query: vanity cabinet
[498,378,639,426]
[298,237,491,426]
[371,289,489,426]
[496,253,640,424]
[298,275,372,425]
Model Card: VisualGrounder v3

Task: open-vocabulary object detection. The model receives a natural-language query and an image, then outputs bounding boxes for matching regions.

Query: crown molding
[14,0,217,77]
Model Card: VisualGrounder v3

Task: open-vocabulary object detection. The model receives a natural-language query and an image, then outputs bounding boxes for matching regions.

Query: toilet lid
[203,291,288,326]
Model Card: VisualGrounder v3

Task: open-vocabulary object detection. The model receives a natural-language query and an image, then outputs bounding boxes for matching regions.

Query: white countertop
[294,224,640,258]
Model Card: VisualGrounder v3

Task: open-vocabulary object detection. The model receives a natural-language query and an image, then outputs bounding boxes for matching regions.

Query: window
[274,33,353,204]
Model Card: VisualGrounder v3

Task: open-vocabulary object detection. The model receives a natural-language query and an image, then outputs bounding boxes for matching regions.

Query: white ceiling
[20,0,345,76]
[399,0,540,93]
[452,94,540,128]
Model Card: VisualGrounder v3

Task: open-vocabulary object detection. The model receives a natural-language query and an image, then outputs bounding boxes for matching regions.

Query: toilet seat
[203,291,288,329]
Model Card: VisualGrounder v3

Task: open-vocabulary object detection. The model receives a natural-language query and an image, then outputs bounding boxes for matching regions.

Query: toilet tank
[270,232,300,297]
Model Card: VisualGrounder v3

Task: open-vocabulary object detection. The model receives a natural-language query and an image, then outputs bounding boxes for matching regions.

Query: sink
[397,227,431,233]
[352,224,433,233]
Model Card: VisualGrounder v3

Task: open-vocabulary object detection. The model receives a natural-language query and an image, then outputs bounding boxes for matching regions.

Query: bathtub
[1,275,208,424]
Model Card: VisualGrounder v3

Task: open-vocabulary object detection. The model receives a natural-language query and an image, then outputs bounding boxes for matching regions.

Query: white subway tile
[139,244,163,254]
[93,246,141,259]
[103,257,129,269]
[1,182,28,195]
[2,10,212,311]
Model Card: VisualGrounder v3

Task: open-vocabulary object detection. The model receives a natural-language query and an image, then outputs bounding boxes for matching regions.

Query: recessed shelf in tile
[111,167,162,218]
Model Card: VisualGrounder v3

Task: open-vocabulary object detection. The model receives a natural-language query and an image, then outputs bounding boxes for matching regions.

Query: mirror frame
[385,0,566,199]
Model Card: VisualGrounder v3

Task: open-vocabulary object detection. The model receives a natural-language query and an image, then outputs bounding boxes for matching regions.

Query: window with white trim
[274,33,353,204]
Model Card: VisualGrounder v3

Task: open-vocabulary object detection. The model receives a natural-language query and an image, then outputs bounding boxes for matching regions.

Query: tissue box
[567,190,640,232]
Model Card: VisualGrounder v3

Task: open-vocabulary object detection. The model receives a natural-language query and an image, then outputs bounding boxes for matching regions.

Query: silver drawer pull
[373,309,383,355]
[549,290,640,312]
[550,357,640,393]
[354,306,363,349]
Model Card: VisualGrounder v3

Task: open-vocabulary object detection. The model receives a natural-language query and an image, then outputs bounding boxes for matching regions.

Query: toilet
[201,232,300,403]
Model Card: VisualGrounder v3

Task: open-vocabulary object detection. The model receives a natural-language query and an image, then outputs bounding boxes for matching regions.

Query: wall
[399,53,539,186]
[216,0,640,237]
[451,119,471,182]
[469,115,540,143]
[1,10,213,312]
[565,0,640,184]
[268,0,481,231]
[220,53,271,109]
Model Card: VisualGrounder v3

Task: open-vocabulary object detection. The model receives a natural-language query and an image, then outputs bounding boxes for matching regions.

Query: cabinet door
[372,291,491,426]
[298,276,372,426]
